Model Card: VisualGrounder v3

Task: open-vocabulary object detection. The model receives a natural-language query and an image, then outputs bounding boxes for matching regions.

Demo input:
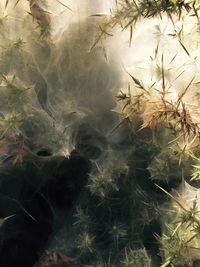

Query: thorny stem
[156,184,200,226]
[155,183,188,212]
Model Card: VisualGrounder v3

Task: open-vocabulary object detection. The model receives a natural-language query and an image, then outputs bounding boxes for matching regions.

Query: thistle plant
[154,184,200,266]
[121,248,151,267]
[74,206,91,232]
[191,165,200,181]
[91,0,198,49]
[0,112,22,139]
[0,72,31,104]
[88,166,119,200]
[2,1,200,267]
[76,232,96,255]
[109,222,128,249]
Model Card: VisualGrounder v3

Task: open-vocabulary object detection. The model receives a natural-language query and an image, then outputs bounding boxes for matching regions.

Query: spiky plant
[2,1,200,267]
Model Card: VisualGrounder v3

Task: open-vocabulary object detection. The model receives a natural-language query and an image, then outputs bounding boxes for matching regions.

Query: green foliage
[88,165,119,199]
[76,232,96,255]
[121,248,150,267]
[74,207,91,231]
[191,164,200,182]
[92,0,197,49]
[157,195,200,266]
[109,223,128,249]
